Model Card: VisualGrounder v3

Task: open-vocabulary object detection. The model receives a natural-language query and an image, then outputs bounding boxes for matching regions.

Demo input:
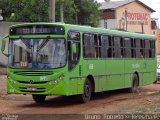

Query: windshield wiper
[22,39,31,49]
[37,39,49,52]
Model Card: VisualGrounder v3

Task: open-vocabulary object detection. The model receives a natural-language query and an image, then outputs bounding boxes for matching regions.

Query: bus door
[67,31,81,95]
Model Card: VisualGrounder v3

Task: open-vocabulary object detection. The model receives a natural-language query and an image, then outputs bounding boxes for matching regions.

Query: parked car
[157,64,160,81]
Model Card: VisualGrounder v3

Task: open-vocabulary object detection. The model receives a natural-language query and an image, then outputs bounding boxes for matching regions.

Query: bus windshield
[8,38,66,69]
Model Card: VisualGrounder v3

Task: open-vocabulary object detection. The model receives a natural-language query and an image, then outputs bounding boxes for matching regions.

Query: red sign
[121,10,149,25]
[127,12,148,21]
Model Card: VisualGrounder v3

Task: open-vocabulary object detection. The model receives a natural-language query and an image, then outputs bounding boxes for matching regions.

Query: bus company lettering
[132,64,140,69]
[89,64,94,70]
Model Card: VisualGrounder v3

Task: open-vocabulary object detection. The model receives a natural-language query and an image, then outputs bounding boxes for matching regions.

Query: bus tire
[79,78,92,103]
[32,95,46,104]
[130,74,139,93]
[153,79,157,84]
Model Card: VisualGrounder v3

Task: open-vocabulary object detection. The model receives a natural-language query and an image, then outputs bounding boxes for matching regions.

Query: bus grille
[13,71,53,76]
[18,80,48,84]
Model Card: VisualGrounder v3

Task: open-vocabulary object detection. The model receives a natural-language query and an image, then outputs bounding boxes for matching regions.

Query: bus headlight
[48,75,64,85]
[10,79,17,84]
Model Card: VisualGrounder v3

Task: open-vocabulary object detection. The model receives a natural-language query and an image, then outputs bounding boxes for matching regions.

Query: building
[99,0,155,34]
[99,0,160,63]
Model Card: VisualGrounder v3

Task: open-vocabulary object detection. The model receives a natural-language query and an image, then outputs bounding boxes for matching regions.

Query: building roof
[99,0,155,12]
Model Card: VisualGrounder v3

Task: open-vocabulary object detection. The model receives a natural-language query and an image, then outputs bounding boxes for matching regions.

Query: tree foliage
[0,0,100,26]
[56,0,78,24]
[0,0,49,22]
[74,0,100,26]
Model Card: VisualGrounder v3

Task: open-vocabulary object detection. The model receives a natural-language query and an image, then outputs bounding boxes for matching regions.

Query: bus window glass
[83,33,98,58]
[108,36,112,58]
[140,40,145,58]
[9,38,66,69]
[113,37,121,58]
[100,35,109,58]
[68,31,80,70]
[131,39,135,58]
[150,40,155,58]
[120,38,124,58]
[135,39,141,58]
[93,34,99,58]
[124,38,131,58]
[145,40,150,58]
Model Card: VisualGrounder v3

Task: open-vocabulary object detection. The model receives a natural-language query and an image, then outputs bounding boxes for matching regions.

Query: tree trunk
[60,3,64,22]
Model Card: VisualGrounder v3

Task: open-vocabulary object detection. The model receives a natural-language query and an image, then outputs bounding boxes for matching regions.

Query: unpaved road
[1,75,160,119]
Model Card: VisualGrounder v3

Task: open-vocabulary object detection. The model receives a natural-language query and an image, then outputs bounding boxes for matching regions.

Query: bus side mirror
[71,43,77,54]
[1,34,9,57]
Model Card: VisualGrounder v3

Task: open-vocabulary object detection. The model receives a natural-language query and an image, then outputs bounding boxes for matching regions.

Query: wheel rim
[82,80,92,102]
[84,84,90,97]
[133,79,138,92]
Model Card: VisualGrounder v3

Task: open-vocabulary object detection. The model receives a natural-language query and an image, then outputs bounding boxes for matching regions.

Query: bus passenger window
[113,36,121,58]
[68,31,80,71]
[83,34,98,59]
[144,40,150,58]
[100,35,109,58]
[140,40,145,58]
[131,39,135,58]
[93,34,99,58]
[108,38,112,58]
[150,40,155,58]
[124,38,131,58]
[135,39,141,58]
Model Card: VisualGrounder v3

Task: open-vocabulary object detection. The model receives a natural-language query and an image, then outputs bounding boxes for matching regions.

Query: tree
[56,0,78,24]
[0,0,49,22]
[74,0,100,27]
[0,0,100,26]
[56,0,100,26]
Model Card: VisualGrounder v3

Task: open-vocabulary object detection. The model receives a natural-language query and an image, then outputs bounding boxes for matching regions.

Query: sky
[96,0,160,25]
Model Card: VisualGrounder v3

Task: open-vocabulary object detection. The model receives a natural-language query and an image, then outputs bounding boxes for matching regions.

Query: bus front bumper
[7,78,67,95]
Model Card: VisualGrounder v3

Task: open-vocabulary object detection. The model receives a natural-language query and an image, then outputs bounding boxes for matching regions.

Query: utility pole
[141,22,144,33]
[60,3,64,22]
[49,0,55,22]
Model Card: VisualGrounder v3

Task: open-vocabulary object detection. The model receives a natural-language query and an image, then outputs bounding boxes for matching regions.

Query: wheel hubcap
[85,84,90,97]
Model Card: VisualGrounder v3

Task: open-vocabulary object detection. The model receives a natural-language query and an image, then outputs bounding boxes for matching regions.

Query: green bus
[1,22,156,103]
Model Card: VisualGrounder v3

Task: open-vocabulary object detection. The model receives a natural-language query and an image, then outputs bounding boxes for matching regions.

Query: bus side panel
[96,60,106,92]
[124,59,156,88]
[142,59,156,86]
[124,60,136,88]
[83,60,106,92]
[106,60,125,90]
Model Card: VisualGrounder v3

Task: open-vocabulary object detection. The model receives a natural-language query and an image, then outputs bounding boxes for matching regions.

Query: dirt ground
[1,75,160,119]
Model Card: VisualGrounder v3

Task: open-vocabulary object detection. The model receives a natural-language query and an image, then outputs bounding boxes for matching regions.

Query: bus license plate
[27,87,37,91]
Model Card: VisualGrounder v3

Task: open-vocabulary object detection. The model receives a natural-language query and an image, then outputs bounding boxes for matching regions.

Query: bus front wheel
[79,78,92,103]
[130,74,139,93]
[32,95,46,104]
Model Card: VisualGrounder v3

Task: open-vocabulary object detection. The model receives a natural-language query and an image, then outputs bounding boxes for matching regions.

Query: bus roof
[10,22,156,40]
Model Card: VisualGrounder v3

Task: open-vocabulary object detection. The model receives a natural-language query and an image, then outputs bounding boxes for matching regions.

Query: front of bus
[5,23,68,103]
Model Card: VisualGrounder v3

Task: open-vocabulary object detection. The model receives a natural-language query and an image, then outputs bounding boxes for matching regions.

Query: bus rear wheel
[130,74,139,93]
[32,95,46,104]
[79,78,92,103]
